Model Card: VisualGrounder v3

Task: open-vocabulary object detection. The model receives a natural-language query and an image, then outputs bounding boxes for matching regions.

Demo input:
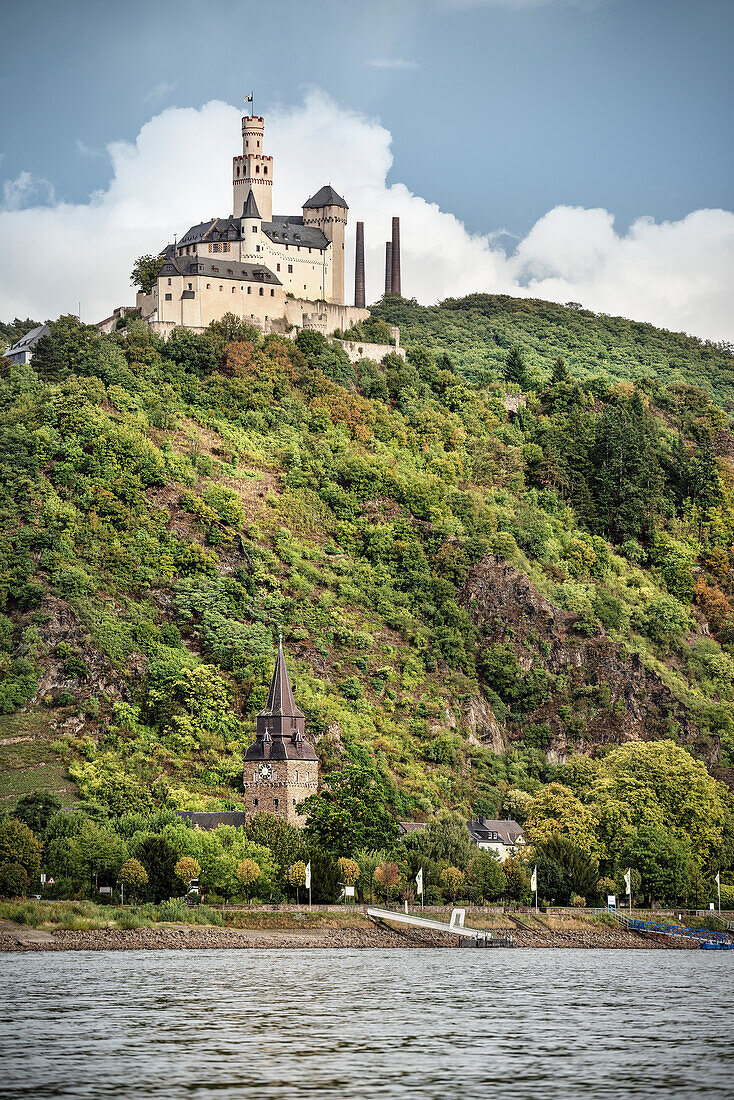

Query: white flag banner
[530,866,537,894]
[624,869,632,895]
[715,871,720,886]
[416,867,423,896]
[304,862,311,889]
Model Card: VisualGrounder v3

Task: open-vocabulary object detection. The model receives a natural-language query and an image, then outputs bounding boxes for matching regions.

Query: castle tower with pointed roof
[242,641,318,827]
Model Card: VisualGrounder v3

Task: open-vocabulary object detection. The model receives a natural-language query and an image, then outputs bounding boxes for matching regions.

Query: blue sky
[1,0,733,338]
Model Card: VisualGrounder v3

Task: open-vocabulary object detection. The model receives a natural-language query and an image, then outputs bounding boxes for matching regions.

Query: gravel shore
[0,920,692,952]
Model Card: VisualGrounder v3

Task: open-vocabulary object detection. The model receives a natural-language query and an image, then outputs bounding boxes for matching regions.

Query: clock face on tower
[258,762,273,780]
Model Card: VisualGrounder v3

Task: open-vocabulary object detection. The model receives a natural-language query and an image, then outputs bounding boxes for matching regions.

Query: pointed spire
[242,188,261,219]
[261,639,304,718]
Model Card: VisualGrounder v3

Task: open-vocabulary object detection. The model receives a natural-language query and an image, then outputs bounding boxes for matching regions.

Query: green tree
[174,857,201,888]
[134,835,179,902]
[467,851,507,903]
[440,865,464,903]
[236,858,261,902]
[119,857,148,901]
[13,792,62,836]
[0,819,42,878]
[620,826,691,906]
[336,857,360,888]
[524,783,598,857]
[301,763,399,856]
[503,855,530,902]
[411,811,477,871]
[245,813,306,874]
[0,862,30,897]
[534,835,599,905]
[131,254,165,294]
[284,860,307,904]
[504,346,528,389]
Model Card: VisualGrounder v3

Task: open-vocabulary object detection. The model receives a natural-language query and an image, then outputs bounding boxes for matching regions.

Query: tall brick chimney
[391,216,401,297]
[385,241,393,295]
[354,221,365,308]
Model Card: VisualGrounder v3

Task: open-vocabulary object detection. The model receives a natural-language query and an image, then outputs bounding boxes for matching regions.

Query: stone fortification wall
[337,338,406,364]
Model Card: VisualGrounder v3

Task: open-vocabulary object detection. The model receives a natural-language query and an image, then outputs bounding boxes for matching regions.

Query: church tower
[233,114,273,220]
[243,641,318,827]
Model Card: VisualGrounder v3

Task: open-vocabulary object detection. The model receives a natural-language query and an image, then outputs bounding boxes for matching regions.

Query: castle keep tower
[233,114,273,220]
[243,642,318,828]
[303,185,348,305]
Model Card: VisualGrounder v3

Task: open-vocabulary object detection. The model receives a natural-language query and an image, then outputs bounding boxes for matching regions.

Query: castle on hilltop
[125,110,370,340]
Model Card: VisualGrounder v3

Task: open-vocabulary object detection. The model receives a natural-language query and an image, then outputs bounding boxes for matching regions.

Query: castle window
[259,287,263,296]
[264,166,268,175]
[254,798,259,806]
[288,264,293,273]
[270,289,274,296]
[236,166,240,176]
[252,225,257,233]
[232,287,235,293]
[188,283,192,289]
[206,283,210,289]
[247,286,251,294]
[167,278,171,285]
[295,771,299,783]
[213,243,219,252]
[165,293,172,301]
[255,165,260,173]
[219,286,223,291]
[276,263,280,271]
[274,799,279,808]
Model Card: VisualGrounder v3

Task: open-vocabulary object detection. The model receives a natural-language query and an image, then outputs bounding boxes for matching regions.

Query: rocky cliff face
[460,556,716,764]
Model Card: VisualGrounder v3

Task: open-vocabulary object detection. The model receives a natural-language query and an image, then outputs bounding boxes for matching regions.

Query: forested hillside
[1,297,733,903]
[373,295,734,403]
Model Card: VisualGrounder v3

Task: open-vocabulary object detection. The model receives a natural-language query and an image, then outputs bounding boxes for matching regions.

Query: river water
[0,948,732,1099]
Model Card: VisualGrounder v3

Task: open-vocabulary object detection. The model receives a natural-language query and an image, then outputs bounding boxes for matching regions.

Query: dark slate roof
[398,821,427,835]
[241,189,261,219]
[178,216,242,246]
[466,818,524,846]
[158,255,281,284]
[243,736,317,762]
[261,215,330,251]
[176,811,247,831]
[260,642,304,719]
[8,323,50,354]
[303,185,348,210]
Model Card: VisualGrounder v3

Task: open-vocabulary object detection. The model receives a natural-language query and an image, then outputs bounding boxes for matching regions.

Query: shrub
[570,894,587,908]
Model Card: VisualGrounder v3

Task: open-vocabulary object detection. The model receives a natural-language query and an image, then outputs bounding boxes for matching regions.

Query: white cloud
[75,139,105,158]
[144,81,176,103]
[2,171,55,211]
[366,58,419,70]
[0,90,732,343]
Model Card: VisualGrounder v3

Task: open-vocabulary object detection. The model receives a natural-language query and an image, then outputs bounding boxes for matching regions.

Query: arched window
[264,166,268,175]
[256,165,260,174]
[274,798,279,809]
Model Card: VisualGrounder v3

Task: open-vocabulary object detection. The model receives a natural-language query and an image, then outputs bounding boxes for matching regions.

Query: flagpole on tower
[245,91,254,117]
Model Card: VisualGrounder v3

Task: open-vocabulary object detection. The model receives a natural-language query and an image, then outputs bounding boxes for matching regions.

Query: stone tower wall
[242,758,318,828]
[233,115,273,219]
[303,203,347,305]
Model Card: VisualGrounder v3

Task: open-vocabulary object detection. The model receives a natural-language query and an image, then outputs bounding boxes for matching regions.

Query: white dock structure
[366,906,514,946]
